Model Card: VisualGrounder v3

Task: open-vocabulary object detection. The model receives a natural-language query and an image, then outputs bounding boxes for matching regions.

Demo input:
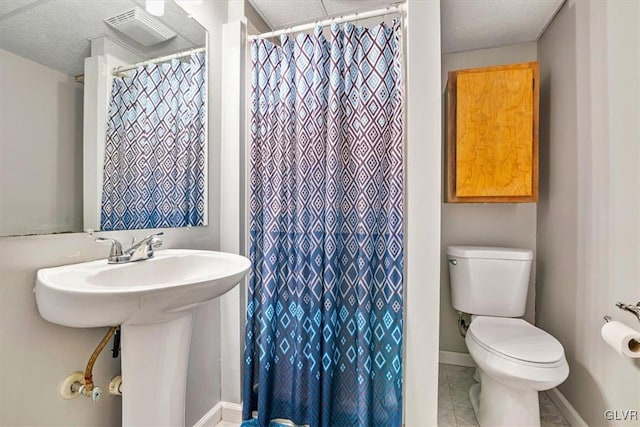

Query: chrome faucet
[96,232,164,264]
[616,301,640,323]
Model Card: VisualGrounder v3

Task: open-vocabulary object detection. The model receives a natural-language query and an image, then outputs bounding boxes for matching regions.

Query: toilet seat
[468,316,565,366]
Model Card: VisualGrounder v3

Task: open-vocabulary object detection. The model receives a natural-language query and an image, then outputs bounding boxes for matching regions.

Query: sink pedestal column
[121,313,194,427]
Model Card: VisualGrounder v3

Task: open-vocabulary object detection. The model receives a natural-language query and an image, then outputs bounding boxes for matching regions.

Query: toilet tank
[447,246,533,317]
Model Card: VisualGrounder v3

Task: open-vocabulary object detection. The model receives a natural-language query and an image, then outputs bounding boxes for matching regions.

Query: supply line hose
[81,326,118,400]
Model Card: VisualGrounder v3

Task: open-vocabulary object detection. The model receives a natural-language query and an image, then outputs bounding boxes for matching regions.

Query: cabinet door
[446,62,539,202]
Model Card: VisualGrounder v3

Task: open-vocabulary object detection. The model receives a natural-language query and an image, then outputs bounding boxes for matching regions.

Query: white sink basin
[34,249,250,427]
[36,249,250,327]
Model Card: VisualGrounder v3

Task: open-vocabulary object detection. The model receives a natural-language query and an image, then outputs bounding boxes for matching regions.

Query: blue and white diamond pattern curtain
[101,52,206,230]
[243,21,404,427]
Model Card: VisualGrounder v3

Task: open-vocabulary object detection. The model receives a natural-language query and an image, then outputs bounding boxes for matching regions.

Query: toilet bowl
[465,316,569,427]
[447,246,569,427]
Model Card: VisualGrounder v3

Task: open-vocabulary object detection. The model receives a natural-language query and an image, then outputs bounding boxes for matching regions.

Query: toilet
[447,246,569,427]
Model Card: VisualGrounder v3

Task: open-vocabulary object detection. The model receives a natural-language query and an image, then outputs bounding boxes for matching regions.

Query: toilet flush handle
[449,258,457,266]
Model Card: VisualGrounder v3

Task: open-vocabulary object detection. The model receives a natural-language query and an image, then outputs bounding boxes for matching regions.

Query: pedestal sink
[35,249,250,426]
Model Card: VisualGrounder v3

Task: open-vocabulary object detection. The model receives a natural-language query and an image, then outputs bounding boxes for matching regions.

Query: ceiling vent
[104,7,176,46]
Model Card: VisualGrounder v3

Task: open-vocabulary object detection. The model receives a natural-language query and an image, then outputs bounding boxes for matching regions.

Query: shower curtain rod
[75,46,206,82]
[112,46,206,75]
[247,2,405,41]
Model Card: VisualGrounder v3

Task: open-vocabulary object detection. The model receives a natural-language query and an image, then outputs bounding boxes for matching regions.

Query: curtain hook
[329,16,337,32]
[380,5,388,22]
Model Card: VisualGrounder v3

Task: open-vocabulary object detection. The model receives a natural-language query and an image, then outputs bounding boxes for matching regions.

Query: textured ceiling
[0,0,207,76]
[248,0,565,53]
[441,0,564,53]
[248,0,390,29]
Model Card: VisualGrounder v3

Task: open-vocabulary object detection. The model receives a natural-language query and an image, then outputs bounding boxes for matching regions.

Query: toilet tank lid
[447,246,533,260]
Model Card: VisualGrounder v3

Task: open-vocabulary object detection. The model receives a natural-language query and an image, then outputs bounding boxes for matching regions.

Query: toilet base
[472,369,541,427]
[469,382,480,417]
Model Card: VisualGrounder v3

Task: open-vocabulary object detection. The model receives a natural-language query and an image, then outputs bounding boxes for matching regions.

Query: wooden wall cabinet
[445,62,539,203]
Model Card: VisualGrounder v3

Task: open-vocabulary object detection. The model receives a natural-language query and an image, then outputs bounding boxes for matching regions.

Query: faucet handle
[142,232,164,246]
[146,232,163,251]
[149,236,163,248]
[95,237,124,258]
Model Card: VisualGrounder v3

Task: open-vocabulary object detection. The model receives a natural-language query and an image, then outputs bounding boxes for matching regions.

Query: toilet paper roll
[601,320,640,358]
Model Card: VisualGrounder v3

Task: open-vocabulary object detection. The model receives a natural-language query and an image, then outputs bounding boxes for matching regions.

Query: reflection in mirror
[0,0,208,236]
[99,45,207,231]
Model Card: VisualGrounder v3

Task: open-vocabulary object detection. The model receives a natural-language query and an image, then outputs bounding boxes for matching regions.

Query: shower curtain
[101,52,206,231]
[243,21,404,427]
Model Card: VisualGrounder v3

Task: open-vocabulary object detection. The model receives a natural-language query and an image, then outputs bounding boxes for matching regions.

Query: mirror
[0,0,208,236]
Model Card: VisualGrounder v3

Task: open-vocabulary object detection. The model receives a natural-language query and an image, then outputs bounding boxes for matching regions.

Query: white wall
[537,1,640,425]
[439,43,538,353]
[0,1,227,425]
[0,49,83,236]
[244,0,270,35]
[404,0,442,425]
[219,18,246,404]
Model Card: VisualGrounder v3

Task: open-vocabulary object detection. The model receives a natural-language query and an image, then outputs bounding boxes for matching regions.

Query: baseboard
[195,401,312,426]
[193,401,223,427]
[193,401,243,427]
[221,401,243,423]
[439,350,476,367]
[547,388,588,427]
[198,388,586,427]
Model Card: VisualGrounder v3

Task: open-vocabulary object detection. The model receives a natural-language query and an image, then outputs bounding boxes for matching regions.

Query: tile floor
[438,363,570,427]
[216,365,571,427]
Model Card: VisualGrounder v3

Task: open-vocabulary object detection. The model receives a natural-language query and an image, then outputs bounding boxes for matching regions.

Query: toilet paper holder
[604,301,640,324]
